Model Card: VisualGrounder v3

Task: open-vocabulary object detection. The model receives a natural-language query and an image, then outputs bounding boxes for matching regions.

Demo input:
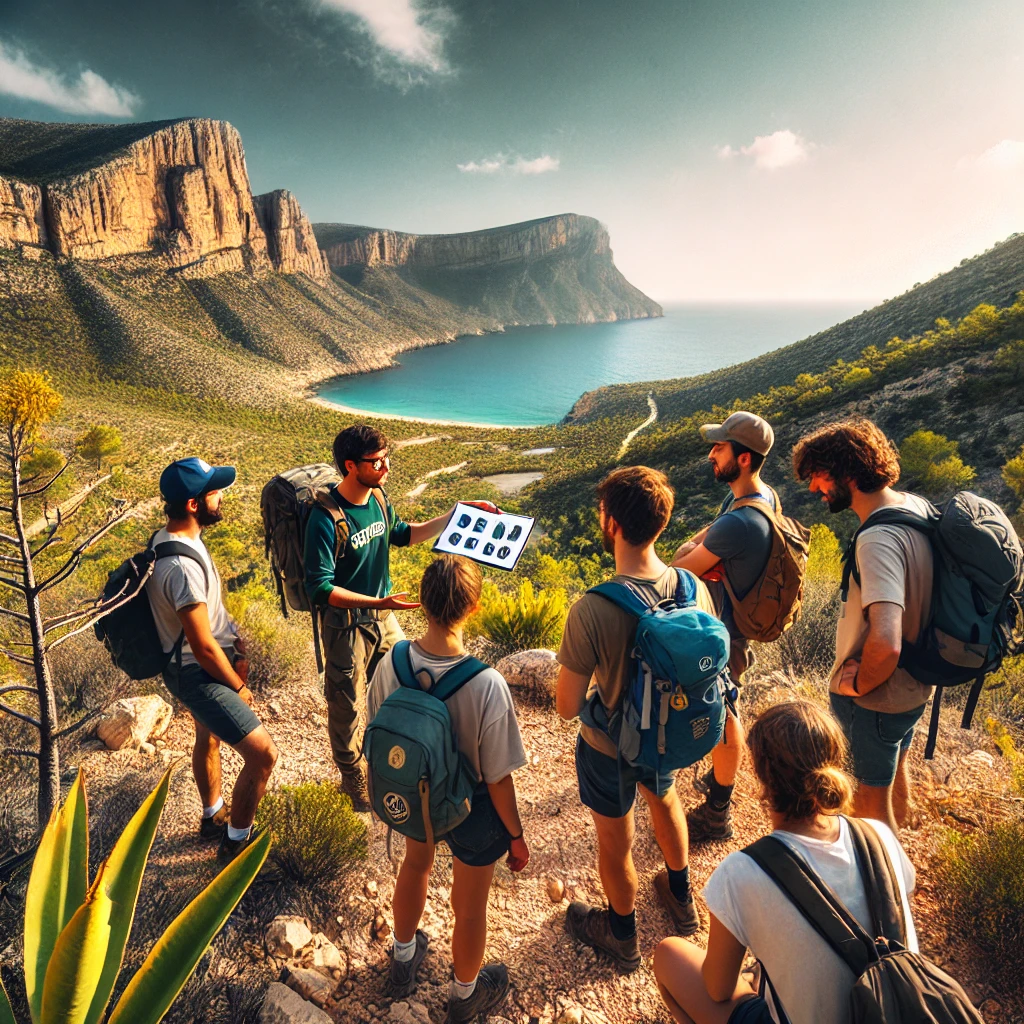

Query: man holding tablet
[304,424,497,811]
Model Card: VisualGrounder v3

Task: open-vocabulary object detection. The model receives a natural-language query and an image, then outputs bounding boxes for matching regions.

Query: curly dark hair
[792,418,900,492]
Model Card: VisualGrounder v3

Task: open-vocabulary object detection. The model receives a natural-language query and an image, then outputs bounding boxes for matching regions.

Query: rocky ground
[69,662,1021,1024]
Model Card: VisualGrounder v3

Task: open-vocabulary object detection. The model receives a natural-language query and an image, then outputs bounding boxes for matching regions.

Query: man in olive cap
[672,411,776,842]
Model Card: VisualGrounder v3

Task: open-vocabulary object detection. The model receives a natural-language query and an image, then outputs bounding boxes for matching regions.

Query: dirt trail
[405,461,469,499]
[618,395,658,460]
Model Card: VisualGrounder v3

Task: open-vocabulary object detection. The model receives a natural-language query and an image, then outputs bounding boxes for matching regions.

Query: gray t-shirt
[367,644,527,784]
[146,528,238,667]
[704,486,777,603]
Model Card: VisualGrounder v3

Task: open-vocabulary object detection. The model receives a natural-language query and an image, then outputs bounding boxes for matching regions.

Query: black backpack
[841,491,1024,758]
[745,817,983,1024]
[94,537,209,680]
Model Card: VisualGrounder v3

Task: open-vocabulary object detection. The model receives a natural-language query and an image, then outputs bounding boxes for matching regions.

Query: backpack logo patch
[699,656,713,672]
[383,792,410,824]
[691,716,710,740]
[388,745,406,770]
[670,686,688,711]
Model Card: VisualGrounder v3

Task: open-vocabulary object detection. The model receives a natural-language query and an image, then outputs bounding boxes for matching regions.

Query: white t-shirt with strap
[703,816,918,1024]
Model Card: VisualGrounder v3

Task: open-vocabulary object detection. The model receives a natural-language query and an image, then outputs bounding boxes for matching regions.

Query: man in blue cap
[149,457,279,862]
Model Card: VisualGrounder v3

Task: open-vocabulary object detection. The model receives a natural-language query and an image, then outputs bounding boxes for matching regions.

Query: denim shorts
[163,661,261,747]
[443,786,511,867]
[829,692,926,787]
[575,734,675,819]
[728,995,773,1024]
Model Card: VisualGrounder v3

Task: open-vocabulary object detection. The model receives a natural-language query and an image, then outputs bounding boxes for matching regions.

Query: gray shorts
[163,661,261,746]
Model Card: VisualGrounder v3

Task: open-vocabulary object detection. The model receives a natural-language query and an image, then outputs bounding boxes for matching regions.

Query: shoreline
[308,396,542,430]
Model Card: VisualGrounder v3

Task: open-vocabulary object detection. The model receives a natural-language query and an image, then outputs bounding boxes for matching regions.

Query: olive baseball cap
[160,457,236,502]
[699,411,774,456]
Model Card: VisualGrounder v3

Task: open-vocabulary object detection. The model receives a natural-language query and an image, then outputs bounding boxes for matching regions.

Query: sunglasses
[357,453,390,471]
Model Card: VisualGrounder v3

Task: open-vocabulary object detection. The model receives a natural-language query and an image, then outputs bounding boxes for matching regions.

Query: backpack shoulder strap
[588,578,655,618]
[391,640,419,689]
[743,834,876,975]
[313,486,351,560]
[431,656,489,702]
[673,567,699,607]
[152,541,210,591]
[371,487,391,548]
[844,817,907,945]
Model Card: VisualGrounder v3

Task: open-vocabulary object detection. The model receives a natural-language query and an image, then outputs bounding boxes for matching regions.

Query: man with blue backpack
[793,418,1024,831]
[556,466,731,969]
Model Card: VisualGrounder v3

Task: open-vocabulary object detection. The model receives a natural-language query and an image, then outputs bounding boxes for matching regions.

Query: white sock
[202,797,224,818]
[393,936,417,963]
[451,974,477,1001]
[226,823,251,842]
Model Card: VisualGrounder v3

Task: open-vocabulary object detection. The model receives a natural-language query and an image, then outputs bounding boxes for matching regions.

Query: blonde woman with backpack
[366,555,529,1023]
[654,700,922,1024]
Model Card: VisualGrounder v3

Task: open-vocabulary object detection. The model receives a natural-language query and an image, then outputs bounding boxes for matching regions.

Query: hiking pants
[321,608,405,773]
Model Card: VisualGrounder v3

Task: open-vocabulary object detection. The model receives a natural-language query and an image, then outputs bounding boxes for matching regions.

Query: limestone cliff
[315,214,661,325]
[254,190,331,283]
[0,176,46,251]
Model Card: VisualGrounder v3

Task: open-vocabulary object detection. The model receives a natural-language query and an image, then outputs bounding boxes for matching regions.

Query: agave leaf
[80,767,172,1024]
[107,831,270,1024]
[39,872,114,1024]
[0,976,15,1024]
[25,769,89,1023]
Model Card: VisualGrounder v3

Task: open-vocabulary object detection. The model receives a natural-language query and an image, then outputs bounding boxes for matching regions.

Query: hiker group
[97,413,1024,1024]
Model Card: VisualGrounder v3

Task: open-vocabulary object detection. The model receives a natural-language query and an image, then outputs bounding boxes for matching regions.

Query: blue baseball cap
[160,457,236,502]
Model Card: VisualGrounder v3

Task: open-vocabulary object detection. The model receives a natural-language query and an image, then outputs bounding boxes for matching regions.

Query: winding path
[405,461,470,499]
[617,393,658,460]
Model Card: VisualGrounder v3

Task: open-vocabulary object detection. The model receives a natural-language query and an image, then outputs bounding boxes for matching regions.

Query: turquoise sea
[317,302,866,426]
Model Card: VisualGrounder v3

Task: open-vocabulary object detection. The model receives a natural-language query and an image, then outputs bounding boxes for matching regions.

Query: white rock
[259,982,333,1024]
[964,749,995,769]
[494,649,559,705]
[266,916,314,958]
[388,1000,431,1024]
[556,1008,584,1024]
[282,966,333,1008]
[96,695,173,750]
[311,934,343,971]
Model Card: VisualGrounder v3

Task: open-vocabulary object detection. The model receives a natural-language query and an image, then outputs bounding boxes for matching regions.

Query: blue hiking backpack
[589,569,732,787]
[363,641,484,844]
[841,491,1024,759]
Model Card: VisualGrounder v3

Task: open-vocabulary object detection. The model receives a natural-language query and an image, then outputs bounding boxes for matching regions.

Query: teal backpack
[841,491,1024,758]
[364,641,483,844]
[589,569,732,791]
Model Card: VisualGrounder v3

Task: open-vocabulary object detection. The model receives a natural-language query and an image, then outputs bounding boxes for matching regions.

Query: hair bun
[803,765,852,813]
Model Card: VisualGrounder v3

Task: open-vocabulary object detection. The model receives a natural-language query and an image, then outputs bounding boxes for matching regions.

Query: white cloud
[968,139,1024,171]
[457,153,560,175]
[717,129,814,170]
[315,0,453,80]
[0,39,139,117]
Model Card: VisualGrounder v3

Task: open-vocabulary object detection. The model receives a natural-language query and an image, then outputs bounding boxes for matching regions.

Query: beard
[713,458,741,484]
[601,520,616,554]
[825,478,853,513]
[196,495,224,527]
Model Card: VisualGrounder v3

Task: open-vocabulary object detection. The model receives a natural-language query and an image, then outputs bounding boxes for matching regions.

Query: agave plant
[0,767,269,1024]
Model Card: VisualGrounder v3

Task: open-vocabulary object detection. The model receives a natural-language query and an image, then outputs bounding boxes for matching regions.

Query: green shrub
[470,580,568,656]
[224,586,315,692]
[255,782,367,888]
[933,818,1024,981]
[900,429,976,499]
[1002,446,1024,504]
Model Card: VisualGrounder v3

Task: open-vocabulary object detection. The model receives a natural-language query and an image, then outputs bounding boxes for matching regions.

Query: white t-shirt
[146,528,238,667]
[703,817,918,1024]
[367,644,527,784]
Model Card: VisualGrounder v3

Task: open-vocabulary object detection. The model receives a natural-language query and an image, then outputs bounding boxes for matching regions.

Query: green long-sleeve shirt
[304,487,411,606]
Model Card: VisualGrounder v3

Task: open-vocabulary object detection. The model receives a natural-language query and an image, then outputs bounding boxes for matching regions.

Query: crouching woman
[367,555,530,1024]
[653,700,918,1024]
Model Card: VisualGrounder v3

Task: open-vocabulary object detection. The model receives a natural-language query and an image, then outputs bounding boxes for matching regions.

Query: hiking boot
[199,804,229,840]
[654,870,701,936]
[686,797,734,843]
[217,827,260,865]
[340,765,371,813]
[692,765,714,798]
[388,930,429,998]
[564,902,642,972]
[444,964,510,1023]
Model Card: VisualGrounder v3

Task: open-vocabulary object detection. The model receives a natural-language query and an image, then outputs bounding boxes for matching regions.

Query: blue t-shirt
[704,486,777,605]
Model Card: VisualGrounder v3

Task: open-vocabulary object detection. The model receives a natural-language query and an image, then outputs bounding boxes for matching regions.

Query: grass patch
[470,580,568,658]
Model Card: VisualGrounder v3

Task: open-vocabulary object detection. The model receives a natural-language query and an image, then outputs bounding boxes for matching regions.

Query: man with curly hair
[792,418,932,830]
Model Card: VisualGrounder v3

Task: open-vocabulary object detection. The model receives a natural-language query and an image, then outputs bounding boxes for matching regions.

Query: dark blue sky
[3,0,1024,300]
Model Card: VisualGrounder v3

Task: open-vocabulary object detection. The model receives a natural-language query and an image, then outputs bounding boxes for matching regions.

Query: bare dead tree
[0,371,134,823]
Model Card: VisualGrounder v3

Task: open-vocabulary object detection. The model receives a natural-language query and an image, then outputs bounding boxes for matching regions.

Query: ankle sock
[451,974,477,1001]
[608,906,637,940]
[202,796,224,818]
[226,823,251,842]
[667,865,691,903]
[708,774,734,809]
[393,936,417,963]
